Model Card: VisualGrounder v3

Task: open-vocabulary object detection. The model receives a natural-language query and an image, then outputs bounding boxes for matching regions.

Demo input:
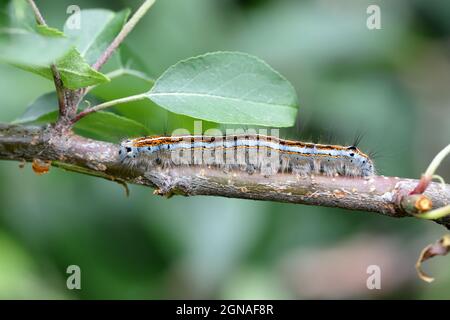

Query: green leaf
[13,91,61,124]
[88,50,220,136]
[94,46,156,92]
[146,52,299,127]
[13,48,110,89]
[7,1,64,36]
[2,8,128,89]
[14,91,149,142]
[0,31,108,89]
[93,68,154,98]
[8,0,36,31]
[91,66,166,134]
[64,9,130,66]
[0,29,71,66]
[75,111,150,142]
[91,67,153,103]
[13,91,104,124]
[55,48,110,89]
[102,45,154,77]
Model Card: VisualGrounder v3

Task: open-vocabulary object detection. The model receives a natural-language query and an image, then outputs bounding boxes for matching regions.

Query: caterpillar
[119,134,375,177]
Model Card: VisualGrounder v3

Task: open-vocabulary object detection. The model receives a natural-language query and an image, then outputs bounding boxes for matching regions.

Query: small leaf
[55,48,110,89]
[2,8,126,89]
[36,25,65,37]
[146,52,299,127]
[13,48,110,89]
[7,1,64,36]
[64,9,130,65]
[1,31,107,88]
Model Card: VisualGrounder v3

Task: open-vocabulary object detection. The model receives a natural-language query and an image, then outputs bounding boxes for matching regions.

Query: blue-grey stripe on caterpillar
[119,134,375,177]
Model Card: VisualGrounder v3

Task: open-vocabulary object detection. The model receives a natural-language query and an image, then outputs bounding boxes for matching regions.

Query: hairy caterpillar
[119,134,375,177]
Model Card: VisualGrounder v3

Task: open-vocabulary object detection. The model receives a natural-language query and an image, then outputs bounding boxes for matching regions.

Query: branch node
[409,174,432,195]
[401,194,433,215]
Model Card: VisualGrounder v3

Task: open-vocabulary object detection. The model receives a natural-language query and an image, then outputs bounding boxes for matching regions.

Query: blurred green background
[0,0,450,299]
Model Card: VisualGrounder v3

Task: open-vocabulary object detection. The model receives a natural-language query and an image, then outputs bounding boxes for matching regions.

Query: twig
[69,0,156,126]
[1,123,450,229]
[27,0,47,25]
[92,0,156,71]
[27,0,69,124]
[72,93,147,123]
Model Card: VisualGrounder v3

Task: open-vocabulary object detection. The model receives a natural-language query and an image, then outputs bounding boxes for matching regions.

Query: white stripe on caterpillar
[119,134,375,177]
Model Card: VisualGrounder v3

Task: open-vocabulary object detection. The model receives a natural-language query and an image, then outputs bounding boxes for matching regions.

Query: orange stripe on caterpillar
[119,134,375,177]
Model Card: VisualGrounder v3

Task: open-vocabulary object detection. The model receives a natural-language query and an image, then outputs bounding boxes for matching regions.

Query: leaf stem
[410,144,450,195]
[425,144,450,178]
[72,93,147,123]
[415,205,450,220]
[92,0,156,71]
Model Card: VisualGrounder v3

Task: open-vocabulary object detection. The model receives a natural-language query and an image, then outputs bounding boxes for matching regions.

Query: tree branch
[1,123,450,229]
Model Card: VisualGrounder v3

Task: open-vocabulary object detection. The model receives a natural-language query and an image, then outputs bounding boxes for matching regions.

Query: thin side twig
[72,93,147,123]
[92,0,156,71]
[410,144,450,195]
[27,0,69,123]
[70,0,156,125]
[27,0,47,25]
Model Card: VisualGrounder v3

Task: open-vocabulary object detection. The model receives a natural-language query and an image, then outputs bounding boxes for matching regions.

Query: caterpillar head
[118,139,136,162]
[347,145,375,177]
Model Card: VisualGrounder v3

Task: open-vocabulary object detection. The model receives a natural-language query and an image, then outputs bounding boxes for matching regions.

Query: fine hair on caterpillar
[119,125,375,178]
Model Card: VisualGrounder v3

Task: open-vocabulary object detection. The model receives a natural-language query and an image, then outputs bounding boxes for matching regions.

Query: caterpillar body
[119,134,375,177]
